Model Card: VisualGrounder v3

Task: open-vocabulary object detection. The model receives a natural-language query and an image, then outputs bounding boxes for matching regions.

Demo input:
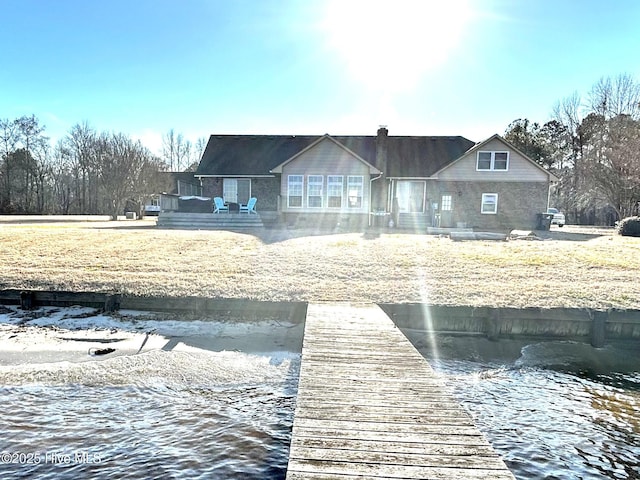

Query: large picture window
[347,176,363,209]
[477,151,509,171]
[307,175,323,208]
[481,193,498,214]
[327,175,343,208]
[287,175,303,208]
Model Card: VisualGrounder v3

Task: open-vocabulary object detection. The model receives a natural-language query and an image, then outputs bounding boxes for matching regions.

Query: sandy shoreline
[0,305,304,366]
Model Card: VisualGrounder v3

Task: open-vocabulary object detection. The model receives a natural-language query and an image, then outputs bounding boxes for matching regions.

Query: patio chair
[239,197,257,214]
[213,197,229,213]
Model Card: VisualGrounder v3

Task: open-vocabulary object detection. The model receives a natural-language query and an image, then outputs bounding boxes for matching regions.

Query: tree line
[504,73,640,225]
[0,119,204,217]
[3,75,638,223]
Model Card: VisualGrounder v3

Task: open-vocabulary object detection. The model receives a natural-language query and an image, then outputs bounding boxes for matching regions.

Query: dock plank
[286,303,515,479]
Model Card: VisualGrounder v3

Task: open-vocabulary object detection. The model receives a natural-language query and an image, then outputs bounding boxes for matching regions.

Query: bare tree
[589,73,640,120]
[0,115,50,213]
[61,122,99,214]
[162,128,192,171]
[551,92,590,222]
[0,118,20,211]
[51,140,75,214]
[97,132,168,219]
[583,114,640,218]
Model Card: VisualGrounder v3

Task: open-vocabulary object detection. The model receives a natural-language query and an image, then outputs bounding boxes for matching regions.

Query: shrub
[617,216,640,237]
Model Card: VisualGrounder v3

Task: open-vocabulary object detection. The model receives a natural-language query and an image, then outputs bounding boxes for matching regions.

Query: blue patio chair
[239,197,257,214]
[213,197,229,213]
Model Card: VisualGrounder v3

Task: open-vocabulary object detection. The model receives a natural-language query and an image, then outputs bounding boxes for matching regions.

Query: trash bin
[536,212,554,230]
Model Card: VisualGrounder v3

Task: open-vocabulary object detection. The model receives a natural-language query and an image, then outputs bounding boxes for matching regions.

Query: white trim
[386,176,431,180]
[441,194,452,211]
[287,175,303,208]
[347,175,364,209]
[476,151,509,171]
[194,174,274,178]
[481,193,498,214]
[327,175,344,209]
[307,175,323,208]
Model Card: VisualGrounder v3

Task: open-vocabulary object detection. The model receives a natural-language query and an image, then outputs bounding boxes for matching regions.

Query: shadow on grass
[117,220,617,244]
[536,226,615,242]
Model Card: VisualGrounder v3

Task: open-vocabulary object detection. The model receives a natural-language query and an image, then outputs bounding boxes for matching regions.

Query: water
[410,334,640,479]
[0,349,300,479]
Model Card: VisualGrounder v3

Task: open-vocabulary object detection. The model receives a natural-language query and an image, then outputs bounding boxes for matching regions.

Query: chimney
[376,125,388,175]
[373,126,388,212]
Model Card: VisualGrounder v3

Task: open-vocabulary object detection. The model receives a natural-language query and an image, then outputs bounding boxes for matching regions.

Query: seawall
[1,290,639,347]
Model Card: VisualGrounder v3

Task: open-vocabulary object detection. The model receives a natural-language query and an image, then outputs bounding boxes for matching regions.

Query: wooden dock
[286,303,515,480]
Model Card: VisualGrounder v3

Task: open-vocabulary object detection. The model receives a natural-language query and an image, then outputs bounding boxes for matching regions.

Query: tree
[0,118,20,211]
[96,132,168,219]
[0,115,50,213]
[61,122,100,214]
[540,74,640,224]
[504,118,553,168]
[50,141,75,214]
[162,128,192,171]
[584,114,640,218]
[504,118,575,211]
[588,73,640,120]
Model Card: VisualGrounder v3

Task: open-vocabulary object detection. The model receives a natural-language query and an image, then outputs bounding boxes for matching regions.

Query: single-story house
[194,127,557,230]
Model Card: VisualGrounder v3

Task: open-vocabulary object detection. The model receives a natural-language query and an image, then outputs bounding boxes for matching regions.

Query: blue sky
[2,0,639,155]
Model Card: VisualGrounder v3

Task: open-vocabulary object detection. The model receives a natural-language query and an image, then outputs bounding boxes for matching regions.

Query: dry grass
[1,220,639,309]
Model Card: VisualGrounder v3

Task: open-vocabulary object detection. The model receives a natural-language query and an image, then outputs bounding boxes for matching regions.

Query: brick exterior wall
[250,178,280,211]
[201,178,222,199]
[434,181,549,230]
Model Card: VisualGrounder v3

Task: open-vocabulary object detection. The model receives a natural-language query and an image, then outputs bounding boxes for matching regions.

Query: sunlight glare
[321,0,473,92]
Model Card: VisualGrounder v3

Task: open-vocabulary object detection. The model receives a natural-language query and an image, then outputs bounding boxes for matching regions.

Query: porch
[157,211,275,229]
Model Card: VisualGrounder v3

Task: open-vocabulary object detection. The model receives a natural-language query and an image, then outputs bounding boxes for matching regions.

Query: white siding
[436,138,549,182]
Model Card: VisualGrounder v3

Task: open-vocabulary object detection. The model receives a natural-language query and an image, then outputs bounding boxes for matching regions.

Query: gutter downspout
[369,172,383,227]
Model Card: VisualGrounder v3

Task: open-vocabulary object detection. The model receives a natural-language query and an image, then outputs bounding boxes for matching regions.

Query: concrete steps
[396,213,430,231]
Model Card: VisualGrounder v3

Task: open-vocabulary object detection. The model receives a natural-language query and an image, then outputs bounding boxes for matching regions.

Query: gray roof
[196,134,475,177]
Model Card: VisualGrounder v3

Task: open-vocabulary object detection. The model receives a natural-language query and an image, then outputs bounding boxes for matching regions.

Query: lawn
[1,221,639,310]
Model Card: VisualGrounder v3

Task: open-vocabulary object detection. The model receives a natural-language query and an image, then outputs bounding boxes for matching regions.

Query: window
[441,195,452,211]
[287,175,303,208]
[481,193,498,214]
[494,152,508,170]
[327,175,343,208]
[477,151,509,171]
[347,176,363,209]
[307,175,323,208]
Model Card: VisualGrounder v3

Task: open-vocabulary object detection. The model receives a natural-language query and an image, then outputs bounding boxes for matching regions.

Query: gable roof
[431,133,559,181]
[270,134,380,174]
[195,133,476,178]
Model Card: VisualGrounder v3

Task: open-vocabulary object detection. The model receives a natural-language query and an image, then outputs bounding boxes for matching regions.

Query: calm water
[412,334,640,479]
[0,350,300,479]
